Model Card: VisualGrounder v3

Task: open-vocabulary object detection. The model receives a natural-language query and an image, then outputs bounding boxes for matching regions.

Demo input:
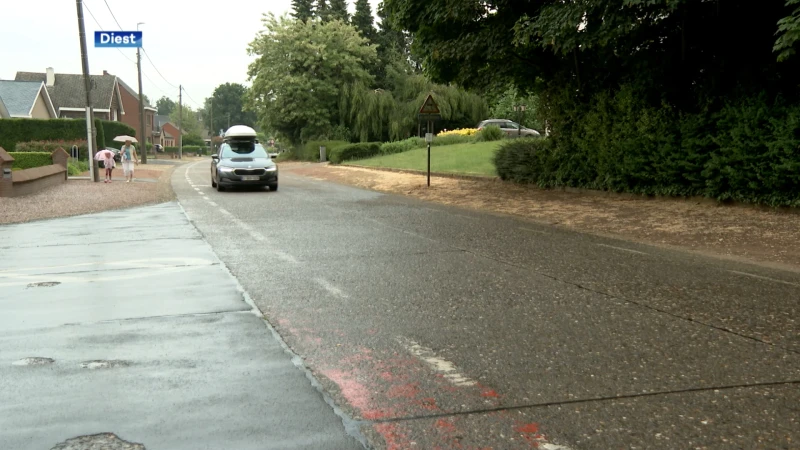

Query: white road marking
[596,243,647,255]
[314,278,348,298]
[520,227,549,235]
[727,270,800,287]
[398,338,477,387]
[207,201,218,207]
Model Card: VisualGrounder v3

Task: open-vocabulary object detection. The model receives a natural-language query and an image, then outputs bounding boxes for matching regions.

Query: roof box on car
[223,125,257,139]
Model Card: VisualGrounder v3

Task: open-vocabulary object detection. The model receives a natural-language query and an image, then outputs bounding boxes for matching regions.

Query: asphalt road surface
[176,160,800,449]
[0,202,363,450]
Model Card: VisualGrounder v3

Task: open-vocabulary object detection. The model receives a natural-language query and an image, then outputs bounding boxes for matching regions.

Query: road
[0,202,363,450]
[175,160,800,449]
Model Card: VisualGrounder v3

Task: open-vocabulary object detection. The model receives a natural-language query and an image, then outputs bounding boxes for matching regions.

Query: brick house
[111,71,157,147]
[14,67,124,121]
[155,115,183,147]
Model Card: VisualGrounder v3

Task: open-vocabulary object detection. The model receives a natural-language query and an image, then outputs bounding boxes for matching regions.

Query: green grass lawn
[347,141,501,177]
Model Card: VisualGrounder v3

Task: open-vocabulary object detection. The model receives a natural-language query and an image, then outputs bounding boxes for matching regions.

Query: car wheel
[211,174,217,188]
[216,178,224,191]
[268,183,278,192]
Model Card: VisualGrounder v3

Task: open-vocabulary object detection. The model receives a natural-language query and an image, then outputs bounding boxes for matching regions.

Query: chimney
[46,67,54,87]
[103,70,109,76]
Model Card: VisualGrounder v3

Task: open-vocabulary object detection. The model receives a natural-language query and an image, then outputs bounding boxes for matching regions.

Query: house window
[113,109,118,121]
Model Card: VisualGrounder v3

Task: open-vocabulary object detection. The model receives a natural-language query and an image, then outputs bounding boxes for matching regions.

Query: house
[0,80,58,119]
[110,71,158,147]
[14,67,124,121]
[155,115,183,147]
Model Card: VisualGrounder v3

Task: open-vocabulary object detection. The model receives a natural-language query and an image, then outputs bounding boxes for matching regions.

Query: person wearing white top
[120,140,139,183]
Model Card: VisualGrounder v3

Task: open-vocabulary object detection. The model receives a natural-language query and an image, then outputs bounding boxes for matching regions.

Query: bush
[380,137,426,155]
[101,120,136,146]
[275,151,297,162]
[329,142,382,164]
[493,138,557,184]
[0,118,105,152]
[475,125,504,142]
[67,159,89,176]
[432,134,475,146]
[301,140,349,161]
[8,152,53,170]
[15,140,90,159]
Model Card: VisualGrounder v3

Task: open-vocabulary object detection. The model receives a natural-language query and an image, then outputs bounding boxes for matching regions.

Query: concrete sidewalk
[0,202,364,450]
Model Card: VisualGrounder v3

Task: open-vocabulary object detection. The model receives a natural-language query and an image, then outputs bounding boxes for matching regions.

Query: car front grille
[233,168,266,176]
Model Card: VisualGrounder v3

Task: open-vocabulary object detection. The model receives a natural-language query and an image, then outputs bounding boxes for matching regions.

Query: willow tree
[246,14,376,144]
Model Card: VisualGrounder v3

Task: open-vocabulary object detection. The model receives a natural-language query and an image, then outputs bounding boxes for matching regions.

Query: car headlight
[219,166,235,172]
[265,166,277,172]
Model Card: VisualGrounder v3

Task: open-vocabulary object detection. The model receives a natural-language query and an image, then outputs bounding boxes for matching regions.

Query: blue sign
[94,31,142,48]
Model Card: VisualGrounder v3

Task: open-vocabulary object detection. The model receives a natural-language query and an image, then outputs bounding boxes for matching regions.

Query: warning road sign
[418,94,441,121]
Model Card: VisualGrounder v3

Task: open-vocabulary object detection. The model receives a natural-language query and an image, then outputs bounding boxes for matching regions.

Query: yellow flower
[437,128,478,137]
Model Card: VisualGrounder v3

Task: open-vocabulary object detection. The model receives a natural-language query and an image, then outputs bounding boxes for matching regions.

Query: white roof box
[223,125,257,138]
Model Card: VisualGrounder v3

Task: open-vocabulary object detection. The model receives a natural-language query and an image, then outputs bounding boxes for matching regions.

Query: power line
[83,1,136,65]
[180,86,203,109]
[102,0,124,30]
[141,47,178,89]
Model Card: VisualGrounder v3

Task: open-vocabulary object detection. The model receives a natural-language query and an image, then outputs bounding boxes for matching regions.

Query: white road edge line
[727,270,800,287]
[398,337,477,387]
[314,278,348,298]
[596,243,647,255]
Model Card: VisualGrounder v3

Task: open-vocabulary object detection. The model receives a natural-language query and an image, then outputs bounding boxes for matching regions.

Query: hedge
[15,140,90,160]
[493,87,800,207]
[0,118,115,151]
[8,152,53,170]
[329,142,382,164]
[102,121,136,145]
[301,140,349,161]
[163,145,205,154]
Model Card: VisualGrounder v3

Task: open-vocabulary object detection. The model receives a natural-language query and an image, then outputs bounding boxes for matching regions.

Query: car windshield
[220,141,268,158]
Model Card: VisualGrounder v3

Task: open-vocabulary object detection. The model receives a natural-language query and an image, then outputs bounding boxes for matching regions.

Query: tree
[329,0,349,22]
[246,14,377,144]
[169,104,202,137]
[205,82,258,135]
[352,0,375,41]
[315,0,329,21]
[291,0,314,22]
[156,96,176,116]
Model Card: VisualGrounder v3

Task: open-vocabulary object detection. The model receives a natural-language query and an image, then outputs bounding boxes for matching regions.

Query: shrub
[476,125,504,142]
[101,120,136,146]
[275,151,297,162]
[493,138,556,184]
[8,152,53,170]
[301,140,349,161]
[438,128,478,137]
[380,137,426,155]
[432,134,475,146]
[15,140,89,159]
[329,142,382,164]
[67,159,89,176]
[0,118,105,152]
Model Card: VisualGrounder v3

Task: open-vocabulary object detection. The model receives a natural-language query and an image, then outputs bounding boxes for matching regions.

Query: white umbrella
[113,135,138,143]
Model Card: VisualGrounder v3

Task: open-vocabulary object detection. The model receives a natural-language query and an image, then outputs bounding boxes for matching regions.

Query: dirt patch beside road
[286,163,800,270]
[0,163,177,225]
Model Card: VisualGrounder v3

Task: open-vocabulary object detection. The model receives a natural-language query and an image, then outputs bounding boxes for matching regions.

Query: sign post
[417,94,441,187]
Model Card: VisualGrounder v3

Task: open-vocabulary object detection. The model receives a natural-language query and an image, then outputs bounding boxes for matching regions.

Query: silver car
[477,119,541,138]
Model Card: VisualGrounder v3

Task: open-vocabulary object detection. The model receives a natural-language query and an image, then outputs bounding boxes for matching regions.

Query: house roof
[115,75,154,108]
[14,71,123,115]
[0,80,57,118]
[156,114,171,127]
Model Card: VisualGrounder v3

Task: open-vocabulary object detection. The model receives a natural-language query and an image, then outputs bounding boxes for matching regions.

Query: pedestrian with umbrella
[94,149,116,183]
[115,136,140,183]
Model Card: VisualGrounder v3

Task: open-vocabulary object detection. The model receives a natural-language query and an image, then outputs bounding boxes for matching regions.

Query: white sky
[0,0,381,111]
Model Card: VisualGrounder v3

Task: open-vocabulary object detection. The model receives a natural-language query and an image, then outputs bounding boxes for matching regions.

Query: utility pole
[76,0,99,182]
[136,22,147,164]
[178,85,183,159]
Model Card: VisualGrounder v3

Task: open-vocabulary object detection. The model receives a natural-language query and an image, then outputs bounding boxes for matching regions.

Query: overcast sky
[0,0,381,111]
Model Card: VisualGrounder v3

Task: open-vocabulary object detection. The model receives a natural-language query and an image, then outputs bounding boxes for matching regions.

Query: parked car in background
[477,119,541,138]
[104,147,121,162]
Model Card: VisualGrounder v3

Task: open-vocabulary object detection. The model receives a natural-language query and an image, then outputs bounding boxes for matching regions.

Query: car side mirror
[211,155,219,161]
[270,154,277,159]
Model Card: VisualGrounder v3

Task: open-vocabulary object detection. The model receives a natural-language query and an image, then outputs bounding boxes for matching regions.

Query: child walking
[101,150,116,183]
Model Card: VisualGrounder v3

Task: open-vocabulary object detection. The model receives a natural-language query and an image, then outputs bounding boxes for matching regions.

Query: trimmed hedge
[0,118,112,151]
[8,152,53,170]
[329,142,382,164]
[101,121,136,144]
[15,140,90,160]
[493,87,800,207]
[380,137,424,155]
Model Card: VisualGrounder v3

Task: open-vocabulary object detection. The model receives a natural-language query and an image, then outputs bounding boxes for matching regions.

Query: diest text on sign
[94,31,142,48]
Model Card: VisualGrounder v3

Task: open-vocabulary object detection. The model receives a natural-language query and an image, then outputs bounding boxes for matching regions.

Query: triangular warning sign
[419,94,440,114]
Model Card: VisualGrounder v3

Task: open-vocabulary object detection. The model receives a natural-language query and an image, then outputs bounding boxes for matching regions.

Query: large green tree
[315,0,329,21]
[291,0,314,22]
[205,82,257,135]
[156,96,176,116]
[246,14,377,144]
[169,105,202,137]
[352,0,375,40]
[328,0,349,22]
